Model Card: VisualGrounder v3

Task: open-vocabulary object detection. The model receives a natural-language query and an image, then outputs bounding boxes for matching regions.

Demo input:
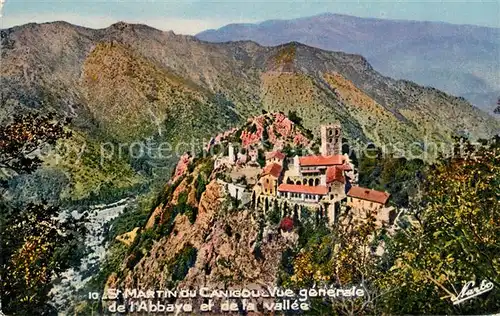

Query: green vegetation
[0,114,87,315]
[236,175,247,186]
[288,110,303,126]
[193,158,213,203]
[195,174,207,201]
[248,123,258,134]
[276,137,500,315]
[174,191,198,224]
[358,146,425,207]
[273,45,297,66]
[76,242,128,315]
[168,245,197,283]
[77,154,211,311]
[377,137,500,314]
[83,42,241,144]
[105,205,150,242]
[257,149,266,167]
[125,158,213,250]
[4,22,500,316]
[41,130,146,204]
[268,201,281,225]
[253,217,266,261]
[262,126,272,150]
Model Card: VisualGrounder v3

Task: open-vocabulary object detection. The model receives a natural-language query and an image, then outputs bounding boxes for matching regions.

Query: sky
[1,0,499,35]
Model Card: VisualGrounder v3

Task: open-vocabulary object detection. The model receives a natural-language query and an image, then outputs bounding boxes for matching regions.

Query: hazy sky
[1,0,499,34]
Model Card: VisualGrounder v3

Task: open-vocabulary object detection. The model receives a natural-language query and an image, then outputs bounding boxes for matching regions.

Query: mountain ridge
[235,12,500,30]
[196,13,500,113]
[1,20,499,203]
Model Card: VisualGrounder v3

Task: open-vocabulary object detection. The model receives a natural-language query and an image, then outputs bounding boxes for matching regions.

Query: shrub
[184,206,198,224]
[125,249,144,270]
[236,175,247,185]
[187,161,196,173]
[280,217,294,232]
[262,127,271,149]
[268,201,281,225]
[248,123,257,134]
[257,149,266,167]
[170,245,197,282]
[288,110,303,126]
[199,159,214,176]
[195,174,207,201]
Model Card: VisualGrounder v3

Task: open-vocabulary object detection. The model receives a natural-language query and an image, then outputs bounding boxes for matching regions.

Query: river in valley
[49,198,131,315]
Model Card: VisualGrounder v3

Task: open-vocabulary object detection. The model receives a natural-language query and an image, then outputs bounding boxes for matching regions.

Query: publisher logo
[451,280,494,305]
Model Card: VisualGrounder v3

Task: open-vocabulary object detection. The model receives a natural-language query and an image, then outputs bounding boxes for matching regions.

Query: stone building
[320,124,342,156]
[252,123,391,228]
[277,183,328,203]
[266,151,286,166]
[295,154,349,186]
[259,163,283,196]
[346,186,393,228]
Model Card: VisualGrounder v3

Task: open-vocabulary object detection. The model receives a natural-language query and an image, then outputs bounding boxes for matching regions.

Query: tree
[288,110,303,126]
[0,113,86,315]
[0,113,70,174]
[257,149,266,167]
[195,173,207,201]
[275,137,499,315]
[282,215,385,316]
[262,127,271,149]
[358,146,425,208]
[494,97,500,114]
[1,203,86,314]
[268,200,281,225]
[378,137,500,314]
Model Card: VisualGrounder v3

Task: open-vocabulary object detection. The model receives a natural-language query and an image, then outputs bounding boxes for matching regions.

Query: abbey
[251,124,393,227]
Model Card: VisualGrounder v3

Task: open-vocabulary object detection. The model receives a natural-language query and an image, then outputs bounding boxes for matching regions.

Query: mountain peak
[105,20,166,34]
[109,21,131,30]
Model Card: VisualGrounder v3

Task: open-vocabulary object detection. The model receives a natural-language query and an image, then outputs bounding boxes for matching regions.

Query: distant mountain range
[1,21,499,203]
[196,13,500,113]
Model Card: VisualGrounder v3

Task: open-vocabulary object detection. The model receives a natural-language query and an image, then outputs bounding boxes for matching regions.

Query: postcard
[0,1,498,315]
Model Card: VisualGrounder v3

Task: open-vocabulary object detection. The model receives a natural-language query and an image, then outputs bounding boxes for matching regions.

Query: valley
[1,21,498,207]
[50,199,130,314]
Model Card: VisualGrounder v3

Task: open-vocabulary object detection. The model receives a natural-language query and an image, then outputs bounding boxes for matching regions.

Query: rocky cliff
[104,159,297,314]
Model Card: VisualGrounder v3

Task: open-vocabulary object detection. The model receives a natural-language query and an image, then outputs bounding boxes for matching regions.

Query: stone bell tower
[320,124,342,156]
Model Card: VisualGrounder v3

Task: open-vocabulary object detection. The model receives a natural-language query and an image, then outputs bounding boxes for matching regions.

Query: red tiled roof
[326,166,345,184]
[266,151,285,160]
[347,186,390,205]
[278,184,328,195]
[299,155,345,167]
[262,163,282,178]
[337,163,352,171]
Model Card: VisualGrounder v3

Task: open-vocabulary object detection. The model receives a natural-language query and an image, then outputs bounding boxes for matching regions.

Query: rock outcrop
[107,175,297,314]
